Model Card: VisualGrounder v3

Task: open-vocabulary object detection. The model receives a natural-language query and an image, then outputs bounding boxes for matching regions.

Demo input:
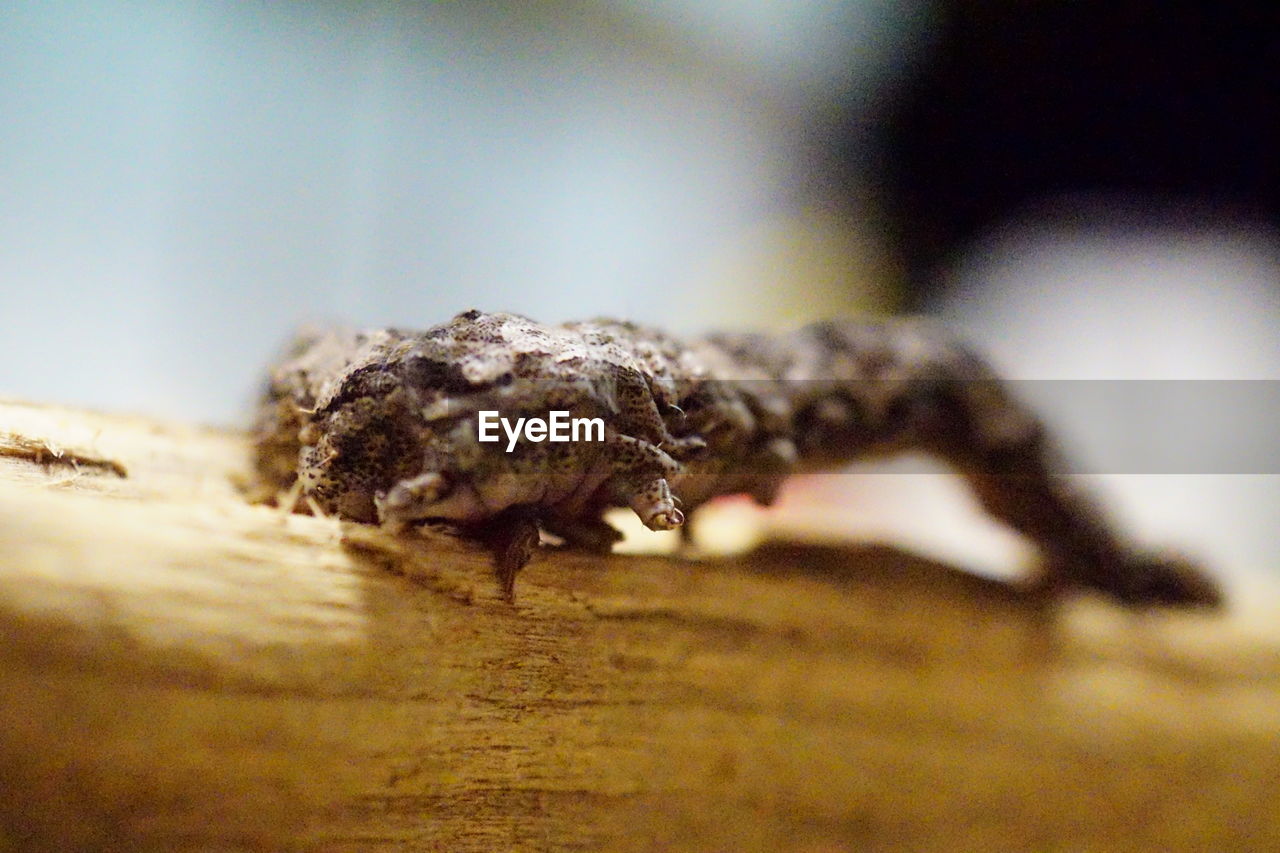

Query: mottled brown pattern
[254,310,1221,607]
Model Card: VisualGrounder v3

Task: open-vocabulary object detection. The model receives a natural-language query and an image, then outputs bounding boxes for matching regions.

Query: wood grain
[1,398,1277,851]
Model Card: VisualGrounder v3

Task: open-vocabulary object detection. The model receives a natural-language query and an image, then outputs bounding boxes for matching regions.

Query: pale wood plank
[1,399,1276,851]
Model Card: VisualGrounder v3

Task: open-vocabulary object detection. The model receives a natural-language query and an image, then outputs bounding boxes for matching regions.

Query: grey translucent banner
[1005,380,1280,474]
[407,379,1280,475]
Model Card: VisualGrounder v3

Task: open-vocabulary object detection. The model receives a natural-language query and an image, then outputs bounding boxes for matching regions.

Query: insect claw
[478,509,541,603]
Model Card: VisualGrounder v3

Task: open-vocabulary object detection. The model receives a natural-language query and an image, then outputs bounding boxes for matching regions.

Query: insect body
[254,309,1221,607]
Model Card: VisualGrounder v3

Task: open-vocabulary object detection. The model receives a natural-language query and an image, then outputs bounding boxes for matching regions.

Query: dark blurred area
[849,1,1279,308]
[793,1,1280,596]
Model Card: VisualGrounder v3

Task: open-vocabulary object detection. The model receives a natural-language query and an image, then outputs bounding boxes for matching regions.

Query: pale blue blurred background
[0,0,924,423]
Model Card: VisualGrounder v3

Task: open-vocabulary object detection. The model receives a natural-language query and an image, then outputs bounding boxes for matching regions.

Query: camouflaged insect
[253,309,1222,607]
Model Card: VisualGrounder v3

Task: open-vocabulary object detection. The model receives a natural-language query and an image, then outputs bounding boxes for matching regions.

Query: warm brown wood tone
[1,398,1277,851]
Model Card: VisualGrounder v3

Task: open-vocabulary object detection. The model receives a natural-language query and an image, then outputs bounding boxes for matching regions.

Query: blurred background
[2,2,1276,595]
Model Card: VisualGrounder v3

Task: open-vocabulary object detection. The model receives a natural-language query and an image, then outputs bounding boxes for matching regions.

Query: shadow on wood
[1,399,1277,851]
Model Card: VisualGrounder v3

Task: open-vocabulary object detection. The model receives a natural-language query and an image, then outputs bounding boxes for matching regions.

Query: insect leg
[888,357,1222,607]
[602,431,686,531]
[471,506,542,603]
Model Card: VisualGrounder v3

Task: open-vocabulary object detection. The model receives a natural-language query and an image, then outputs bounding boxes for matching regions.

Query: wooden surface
[1,398,1278,851]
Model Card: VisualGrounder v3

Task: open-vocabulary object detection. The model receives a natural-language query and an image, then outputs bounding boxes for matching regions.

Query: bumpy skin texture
[254,309,1222,607]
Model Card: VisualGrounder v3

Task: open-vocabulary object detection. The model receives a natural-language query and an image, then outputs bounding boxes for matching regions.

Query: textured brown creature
[253,309,1222,607]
